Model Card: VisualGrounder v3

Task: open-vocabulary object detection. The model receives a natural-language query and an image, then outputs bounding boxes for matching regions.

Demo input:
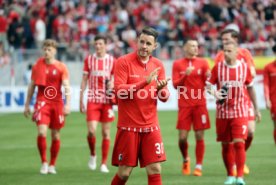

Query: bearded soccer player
[24,39,71,174]
[172,39,210,176]
[110,27,170,185]
[206,41,261,185]
[214,29,257,175]
[80,35,116,173]
[263,44,276,145]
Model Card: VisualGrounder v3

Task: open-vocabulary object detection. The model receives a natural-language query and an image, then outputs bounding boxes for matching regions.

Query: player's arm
[62,79,71,116]
[114,57,149,93]
[246,66,261,122]
[263,66,271,109]
[205,65,224,100]
[80,74,88,113]
[244,49,256,77]
[24,80,36,118]
[247,85,261,122]
[156,63,170,102]
[172,61,194,88]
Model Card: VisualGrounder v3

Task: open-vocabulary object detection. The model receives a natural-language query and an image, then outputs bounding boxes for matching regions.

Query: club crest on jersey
[197,69,201,75]
[53,69,57,75]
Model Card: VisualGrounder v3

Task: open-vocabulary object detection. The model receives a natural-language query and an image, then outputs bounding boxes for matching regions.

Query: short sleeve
[207,64,218,85]
[83,55,90,75]
[245,65,253,86]
[61,64,69,81]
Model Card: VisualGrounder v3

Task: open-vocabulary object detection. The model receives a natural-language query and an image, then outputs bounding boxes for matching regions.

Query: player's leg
[179,130,190,175]
[111,129,138,184]
[111,166,133,185]
[177,107,192,175]
[243,119,255,175]
[193,130,204,176]
[216,118,236,184]
[37,124,49,174]
[140,130,166,185]
[192,106,210,176]
[146,163,162,185]
[48,129,60,174]
[99,104,114,173]
[100,122,111,173]
[87,120,98,170]
[232,119,248,185]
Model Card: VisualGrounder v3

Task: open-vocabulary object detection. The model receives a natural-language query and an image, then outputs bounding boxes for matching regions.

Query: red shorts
[176,105,210,131]
[270,106,276,121]
[216,118,248,142]
[112,129,166,168]
[248,102,255,121]
[86,102,114,122]
[33,101,65,129]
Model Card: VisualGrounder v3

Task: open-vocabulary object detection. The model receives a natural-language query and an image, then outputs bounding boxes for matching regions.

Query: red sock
[37,136,47,163]
[87,136,96,156]
[245,136,253,151]
[111,174,127,185]
[222,143,235,176]
[101,139,110,164]
[195,140,205,165]
[274,130,276,144]
[50,139,60,166]
[148,174,162,185]
[234,142,246,177]
[179,140,188,160]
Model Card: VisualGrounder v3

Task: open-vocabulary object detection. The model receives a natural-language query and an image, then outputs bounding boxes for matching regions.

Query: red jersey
[264,60,276,105]
[172,57,210,107]
[214,48,255,67]
[83,54,115,103]
[31,58,69,102]
[207,60,253,119]
[114,52,170,129]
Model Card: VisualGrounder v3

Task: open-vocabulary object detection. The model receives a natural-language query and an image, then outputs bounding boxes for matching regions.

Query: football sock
[148,174,162,185]
[222,143,235,176]
[101,138,110,164]
[111,174,127,185]
[274,129,276,144]
[195,139,205,165]
[245,135,253,151]
[37,136,47,163]
[87,136,96,156]
[234,142,246,177]
[50,139,60,166]
[179,140,189,161]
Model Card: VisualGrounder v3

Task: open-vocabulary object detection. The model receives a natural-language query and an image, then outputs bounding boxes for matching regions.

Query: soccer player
[263,44,276,145]
[24,39,71,174]
[110,27,170,185]
[214,29,257,174]
[79,35,116,173]
[206,41,261,185]
[172,39,210,176]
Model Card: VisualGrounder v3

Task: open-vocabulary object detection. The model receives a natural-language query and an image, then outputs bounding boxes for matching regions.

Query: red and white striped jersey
[207,60,253,119]
[83,53,115,103]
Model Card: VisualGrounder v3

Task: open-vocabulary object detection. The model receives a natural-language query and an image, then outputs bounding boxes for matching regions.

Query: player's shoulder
[150,56,163,66]
[264,60,275,70]
[54,60,68,71]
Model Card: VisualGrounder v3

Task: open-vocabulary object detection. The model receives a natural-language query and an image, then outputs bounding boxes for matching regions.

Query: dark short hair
[139,27,159,41]
[94,35,107,44]
[221,29,239,40]
[184,38,198,46]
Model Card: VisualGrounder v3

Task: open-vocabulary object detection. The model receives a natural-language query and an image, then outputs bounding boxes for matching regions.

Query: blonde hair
[43,39,57,49]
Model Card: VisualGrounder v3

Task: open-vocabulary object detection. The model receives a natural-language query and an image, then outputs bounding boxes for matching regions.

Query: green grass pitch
[0,110,275,185]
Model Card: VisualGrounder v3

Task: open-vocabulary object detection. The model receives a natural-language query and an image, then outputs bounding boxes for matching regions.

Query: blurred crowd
[0,0,275,64]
